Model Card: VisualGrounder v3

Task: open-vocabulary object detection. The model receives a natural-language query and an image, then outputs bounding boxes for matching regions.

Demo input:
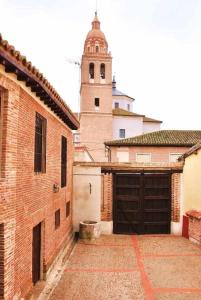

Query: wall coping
[186,210,201,220]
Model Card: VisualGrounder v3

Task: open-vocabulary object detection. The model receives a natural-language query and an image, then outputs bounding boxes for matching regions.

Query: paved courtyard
[48,235,201,300]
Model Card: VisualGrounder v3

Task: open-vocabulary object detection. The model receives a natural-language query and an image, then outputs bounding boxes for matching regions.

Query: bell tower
[79,12,113,161]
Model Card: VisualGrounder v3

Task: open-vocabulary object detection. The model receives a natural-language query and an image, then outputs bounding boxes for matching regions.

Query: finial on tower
[95,0,98,15]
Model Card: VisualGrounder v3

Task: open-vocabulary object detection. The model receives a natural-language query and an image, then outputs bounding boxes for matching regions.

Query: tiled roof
[143,116,162,123]
[105,130,201,146]
[112,87,134,100]
[0,33,79,130]
[113,108,144,117]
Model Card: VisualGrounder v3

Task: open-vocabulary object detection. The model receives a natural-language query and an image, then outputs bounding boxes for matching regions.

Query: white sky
[1,0,201,129]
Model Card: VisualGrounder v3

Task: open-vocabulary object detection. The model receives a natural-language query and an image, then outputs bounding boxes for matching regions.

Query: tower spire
[95,0,98,15]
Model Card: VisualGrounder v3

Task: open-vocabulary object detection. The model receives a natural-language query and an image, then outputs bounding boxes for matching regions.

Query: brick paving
[48,235,201,300]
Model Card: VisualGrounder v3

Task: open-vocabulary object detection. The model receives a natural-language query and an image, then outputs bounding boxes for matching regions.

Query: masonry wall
[112,95,133,111]
[113,116,143,140]
[183,148,201,212]
[143,122,161,134]
[0,69,74,299]
[73,166,101,231]
[110,146,189,163]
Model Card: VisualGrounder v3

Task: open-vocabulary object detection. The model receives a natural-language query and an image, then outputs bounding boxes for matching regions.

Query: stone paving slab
[49,271,145,300]
[44,235,201,300]
[137,236,201,255]
[144,256,201,288]
[65,244,137,270]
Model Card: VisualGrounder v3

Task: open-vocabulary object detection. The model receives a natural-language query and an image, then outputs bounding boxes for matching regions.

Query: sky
[1,0,201,130]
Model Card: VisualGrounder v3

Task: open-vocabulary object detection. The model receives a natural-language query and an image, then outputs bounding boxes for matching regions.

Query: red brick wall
[0,223,4,299]
[111,146,190,163]
[0,73,74,299]
[101,173,113,221]
[171,173,181,222]
[188,218,201,244]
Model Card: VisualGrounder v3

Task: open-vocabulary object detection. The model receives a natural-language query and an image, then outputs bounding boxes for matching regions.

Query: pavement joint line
[143,253,201,257]
[140,235,182,238]
[154,287,201,294]
[64,268,138,273]
[131,236,155,300]
[78,243,133,247]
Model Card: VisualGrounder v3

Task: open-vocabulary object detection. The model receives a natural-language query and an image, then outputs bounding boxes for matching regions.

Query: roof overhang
[104,143,195,147]
[74,161,183,173]
[0,38,79,130]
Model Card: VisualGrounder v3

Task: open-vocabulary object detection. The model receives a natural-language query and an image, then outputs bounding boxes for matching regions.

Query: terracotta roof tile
[143,116,162,123]
[0,33,79,130]
[113,108,144,117]
[105,130,201,146]
[112,87,134,100]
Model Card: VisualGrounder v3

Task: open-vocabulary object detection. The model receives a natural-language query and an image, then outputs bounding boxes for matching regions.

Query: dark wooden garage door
[113,173,171,234]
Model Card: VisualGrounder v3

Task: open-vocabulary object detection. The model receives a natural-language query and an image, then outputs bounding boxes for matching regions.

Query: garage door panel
[144,211,170,222]
[144,198,169,209]
[116,222,139,234]
[117,211,140,222]
[144,187,169,197]
[144,222,170,234]
[116,187,140,196]
[116,175,140,186]
[117,200,139,210]
[113,173,171,234]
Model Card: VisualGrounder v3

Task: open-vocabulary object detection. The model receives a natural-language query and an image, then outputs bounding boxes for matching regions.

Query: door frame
[32,221,44,284]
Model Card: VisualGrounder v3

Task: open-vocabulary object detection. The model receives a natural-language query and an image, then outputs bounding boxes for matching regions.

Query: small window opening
[100,63,105,79]
[96,46,99,53]
[55,209,60,229]
[119,129,125,139]
[95,98,100,107]
[61,136,67,188]
[127,104,130,111]
[34,113,46,173]
[66,202,70,218]
[89,63,94,79]
[115,102,119,109]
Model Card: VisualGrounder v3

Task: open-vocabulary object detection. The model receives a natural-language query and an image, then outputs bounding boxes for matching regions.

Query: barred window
[34,113,46,173]
[61,136,67,188]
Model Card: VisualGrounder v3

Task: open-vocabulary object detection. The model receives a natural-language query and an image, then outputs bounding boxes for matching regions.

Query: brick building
[77,13,161,162]
[105,130,201,163]
[0,34,79,299]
